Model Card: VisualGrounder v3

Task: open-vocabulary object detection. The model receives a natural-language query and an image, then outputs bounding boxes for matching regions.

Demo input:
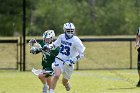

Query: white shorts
[52,58,74,80]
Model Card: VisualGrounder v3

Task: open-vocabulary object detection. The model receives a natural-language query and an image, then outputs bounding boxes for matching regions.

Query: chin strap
[65,33,73,40]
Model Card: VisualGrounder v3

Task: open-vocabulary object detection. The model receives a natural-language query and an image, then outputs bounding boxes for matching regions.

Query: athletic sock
[43,83,48,93]
[49,89,54,93]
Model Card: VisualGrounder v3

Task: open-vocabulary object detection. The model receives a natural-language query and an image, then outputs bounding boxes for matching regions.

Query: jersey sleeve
[75,38,85,53]
[53,35,62,48]
[71,37,85,63]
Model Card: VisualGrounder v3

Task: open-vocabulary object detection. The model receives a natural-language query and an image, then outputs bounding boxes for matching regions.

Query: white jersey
[53,34,85,62]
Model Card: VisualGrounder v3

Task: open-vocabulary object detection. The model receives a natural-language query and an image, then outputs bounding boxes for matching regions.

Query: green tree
[95,0,140,35]
[0,0,22,36]
[1,0,140,36]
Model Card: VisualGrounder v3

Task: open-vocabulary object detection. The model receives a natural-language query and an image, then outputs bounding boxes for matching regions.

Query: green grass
[0,70,140,93]
[0,36,139,93]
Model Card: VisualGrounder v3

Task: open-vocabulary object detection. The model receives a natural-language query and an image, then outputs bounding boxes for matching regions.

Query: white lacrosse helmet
[63,22,75,38]
[43,30,55,43]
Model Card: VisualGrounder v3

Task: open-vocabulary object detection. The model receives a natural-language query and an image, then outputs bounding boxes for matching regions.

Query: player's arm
[72,39,85,63]
[29,39,42,54]
[70,38,85,63]
[136,35,139,46]
[65,38,85,66]
[136,28,140,48]
[52,35,61,48]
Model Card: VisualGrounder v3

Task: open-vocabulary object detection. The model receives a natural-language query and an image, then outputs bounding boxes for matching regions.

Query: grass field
[0,36,139,93]
[0,36,138,70]
[0,70,140,93]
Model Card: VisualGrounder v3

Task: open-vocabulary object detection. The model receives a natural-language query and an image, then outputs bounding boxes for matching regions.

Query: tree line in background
[0,0,140,36]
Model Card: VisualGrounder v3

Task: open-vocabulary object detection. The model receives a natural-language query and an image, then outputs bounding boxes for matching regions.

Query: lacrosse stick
[29,39,42,48]
[31,68,52,76]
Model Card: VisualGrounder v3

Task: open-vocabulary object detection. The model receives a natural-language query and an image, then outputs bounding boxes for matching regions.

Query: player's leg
[50,59,63,93]
[49,67,61,93]
[62,64,74,91]
[62,78,70,91]
[46,76,52,90]
[38,74,48,93]
[137,47,140,87]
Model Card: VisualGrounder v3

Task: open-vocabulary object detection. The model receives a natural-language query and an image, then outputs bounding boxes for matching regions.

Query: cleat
[65,83,70,91]
[136,81,140,87]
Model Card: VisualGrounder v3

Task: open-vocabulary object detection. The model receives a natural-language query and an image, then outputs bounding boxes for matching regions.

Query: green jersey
[38,41,59,70]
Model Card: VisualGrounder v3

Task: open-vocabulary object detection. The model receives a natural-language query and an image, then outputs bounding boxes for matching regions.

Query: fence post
[130,41,132,69]
[16,39,18,70]
[20,36,23,71]
[22,0,26,71]
[76,62,79,70]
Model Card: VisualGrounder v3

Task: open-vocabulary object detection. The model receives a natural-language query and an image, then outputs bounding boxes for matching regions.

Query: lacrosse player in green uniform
[29,30,59,93]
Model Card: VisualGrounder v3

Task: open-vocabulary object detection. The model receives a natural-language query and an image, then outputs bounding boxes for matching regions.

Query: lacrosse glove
[30,46,39,54]
[65,59,74,66]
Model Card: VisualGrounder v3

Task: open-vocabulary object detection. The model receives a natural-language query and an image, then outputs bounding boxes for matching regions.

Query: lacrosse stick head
[29,39,37,47]
[32,68,53,76]
[32,68,42,76]
[29,39,42,49]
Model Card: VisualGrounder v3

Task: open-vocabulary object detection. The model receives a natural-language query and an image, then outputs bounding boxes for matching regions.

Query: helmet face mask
[44,38,52,44]
[43,30,55,44]
[63,23,75,38]
[65,29,75,37]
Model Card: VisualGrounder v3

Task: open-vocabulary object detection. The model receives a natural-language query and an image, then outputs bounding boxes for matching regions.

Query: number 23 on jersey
[60,44,70,56]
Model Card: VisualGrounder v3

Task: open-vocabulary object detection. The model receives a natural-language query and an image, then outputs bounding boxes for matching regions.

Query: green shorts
[43,67,54,77]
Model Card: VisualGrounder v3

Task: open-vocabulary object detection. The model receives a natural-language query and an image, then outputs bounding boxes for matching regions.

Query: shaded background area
[0,37,137,70]
[0,0,140,36]
[0,0,139,71]
[0,43,18,69]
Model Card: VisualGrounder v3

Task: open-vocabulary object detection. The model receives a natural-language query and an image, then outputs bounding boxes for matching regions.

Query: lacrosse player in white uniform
[49,22,85,93]
[136,27,140,87]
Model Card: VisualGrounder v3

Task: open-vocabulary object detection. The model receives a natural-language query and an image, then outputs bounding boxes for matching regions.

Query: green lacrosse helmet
[43,30,55,43]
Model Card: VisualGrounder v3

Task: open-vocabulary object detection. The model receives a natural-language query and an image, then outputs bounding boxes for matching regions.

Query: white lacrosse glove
[30,46,38,54]
[65,59,74,66]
